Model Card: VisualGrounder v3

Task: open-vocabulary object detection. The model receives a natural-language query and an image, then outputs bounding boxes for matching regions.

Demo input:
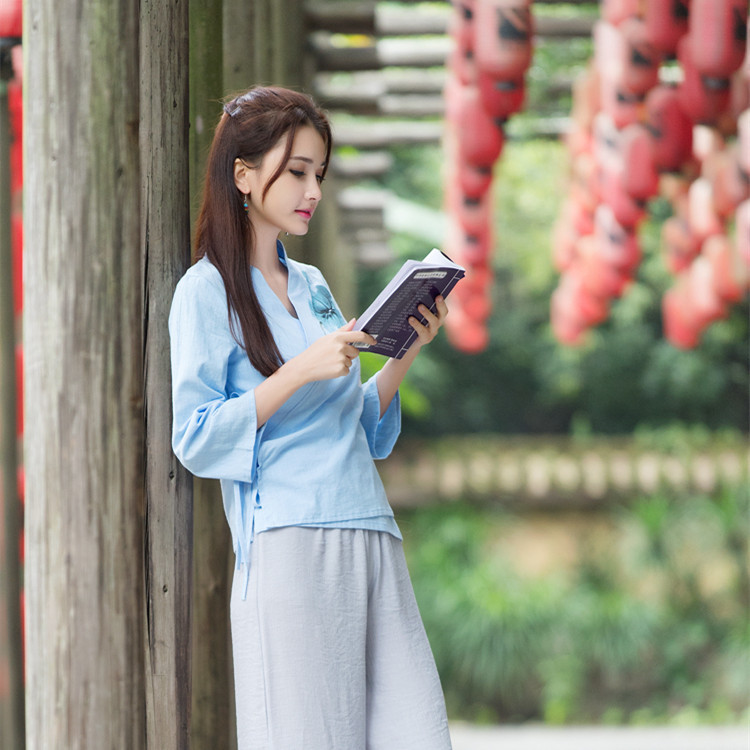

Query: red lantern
[474,0,533,80]
[594,204,642,274]
[444,217,493,268]
[643,0,690,56]
[448,5,478,88]
[558,268,610,326]
[599,163,648,228]
[595,22,645,128]
[619,123,659,201]
[571,151,600,211]
[552,208,580,273]
[677,36,732,125]
[688,176,725,243]
[662,214,702,274]
[703,233,747,302]
[688,0,748,80]
[577,234,631,299]
[704,146,750,217]
[449,1,477,53]
[599,74,644,130]
[453,265,493,323]
[645,85,694,172]
[550,284,589,346]
[477,72,526,120]
[449,44,478,87]
[446,179,493,237]
[445,307,490,353]
[663,282,702,349]
[458,161,493,198]
[688,254,729,326]
[0,0,22,37]
[618,17,662,96]
[446,81,505,167]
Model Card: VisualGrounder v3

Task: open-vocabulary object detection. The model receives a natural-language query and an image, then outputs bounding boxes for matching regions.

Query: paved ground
[448,723,750,750]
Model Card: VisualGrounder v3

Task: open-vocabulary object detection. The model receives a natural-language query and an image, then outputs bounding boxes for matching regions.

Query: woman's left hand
[408,295,448,349]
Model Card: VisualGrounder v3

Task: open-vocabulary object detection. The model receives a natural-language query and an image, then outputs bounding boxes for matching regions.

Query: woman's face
[240,125,327,238]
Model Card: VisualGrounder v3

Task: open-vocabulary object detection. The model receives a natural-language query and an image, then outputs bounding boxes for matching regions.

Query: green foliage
[399,485,750,724]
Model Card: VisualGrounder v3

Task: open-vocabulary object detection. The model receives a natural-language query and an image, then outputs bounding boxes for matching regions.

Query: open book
[353,248,465,359]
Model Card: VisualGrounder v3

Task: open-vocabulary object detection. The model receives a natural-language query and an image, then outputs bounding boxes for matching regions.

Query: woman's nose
[306,178,322,201]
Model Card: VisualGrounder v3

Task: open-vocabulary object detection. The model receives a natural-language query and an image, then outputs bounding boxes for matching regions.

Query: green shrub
[399,485,750,724]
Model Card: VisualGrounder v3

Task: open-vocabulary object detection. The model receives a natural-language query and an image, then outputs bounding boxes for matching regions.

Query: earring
[243,194,249,212]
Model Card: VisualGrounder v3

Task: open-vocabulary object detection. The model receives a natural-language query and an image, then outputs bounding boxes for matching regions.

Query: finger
[339,318,357,332]
[434,295,449,320]
[417,303,439,328]
[408,316,429,338]
[343,344,361,359]
[342,330,377,347]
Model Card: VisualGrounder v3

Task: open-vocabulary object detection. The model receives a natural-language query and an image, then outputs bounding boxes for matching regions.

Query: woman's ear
[233,158,253,194]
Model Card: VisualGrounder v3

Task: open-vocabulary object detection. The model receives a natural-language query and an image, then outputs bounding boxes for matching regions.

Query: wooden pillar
[0,39,24,750]
[140,1,193,748]
[189,3,237,749]
[23,0,146,747]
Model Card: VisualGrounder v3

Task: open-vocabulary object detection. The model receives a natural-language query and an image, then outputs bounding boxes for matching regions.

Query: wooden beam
[315,68,445,111]
[322,90,446,116]
[330,150,394,179]
[332,118,444,148]
[306,2,595,39]
[312,35,451,71]
[305,1,450,36]
[140,1,193,747]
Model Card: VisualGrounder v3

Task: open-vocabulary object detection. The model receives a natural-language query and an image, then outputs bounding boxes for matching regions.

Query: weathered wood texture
[190,479,236,750]
[24,0,146,748]
[189,3,236,749]
[140,1,193,748]
[225,0,308,89]
[0,44,24,750]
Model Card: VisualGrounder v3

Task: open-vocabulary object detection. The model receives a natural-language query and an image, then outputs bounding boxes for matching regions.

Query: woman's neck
[250,228,283,276]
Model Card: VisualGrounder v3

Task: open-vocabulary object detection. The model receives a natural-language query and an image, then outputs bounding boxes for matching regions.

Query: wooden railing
[378,435,750,509]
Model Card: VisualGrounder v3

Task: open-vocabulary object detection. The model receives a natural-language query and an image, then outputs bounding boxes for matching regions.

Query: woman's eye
[289,169,304,178]
[316,174,325,184]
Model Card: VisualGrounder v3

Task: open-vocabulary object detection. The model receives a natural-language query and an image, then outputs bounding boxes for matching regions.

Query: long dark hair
[194,86,333,376]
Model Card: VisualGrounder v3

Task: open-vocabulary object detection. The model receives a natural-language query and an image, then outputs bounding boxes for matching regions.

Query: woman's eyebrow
[289,155,327,168]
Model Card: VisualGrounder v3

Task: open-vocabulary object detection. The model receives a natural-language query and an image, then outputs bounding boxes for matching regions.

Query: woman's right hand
[288,318,377,384]
[254,319,376,427]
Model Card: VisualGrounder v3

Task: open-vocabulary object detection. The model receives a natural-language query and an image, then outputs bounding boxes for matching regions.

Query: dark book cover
[353,249,465,359]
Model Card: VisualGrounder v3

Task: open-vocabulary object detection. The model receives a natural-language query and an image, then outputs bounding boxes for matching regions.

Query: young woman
[169,85,453,750]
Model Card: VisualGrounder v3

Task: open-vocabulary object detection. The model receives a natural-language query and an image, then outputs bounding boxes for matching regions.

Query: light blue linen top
[169,242,401,596]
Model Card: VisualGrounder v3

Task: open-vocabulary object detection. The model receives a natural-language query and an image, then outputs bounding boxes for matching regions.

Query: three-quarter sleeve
[360,373,401,459]
[169,274,264,482]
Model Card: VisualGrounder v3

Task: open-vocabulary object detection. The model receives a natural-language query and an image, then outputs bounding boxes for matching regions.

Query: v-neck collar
[252,241,300,320]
